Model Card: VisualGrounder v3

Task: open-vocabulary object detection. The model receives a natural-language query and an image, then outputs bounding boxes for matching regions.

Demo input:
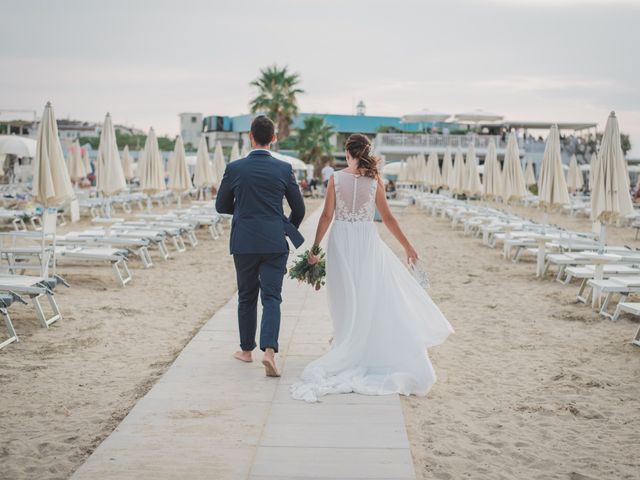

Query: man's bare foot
[233,350,253,363]
[261,348,280,377]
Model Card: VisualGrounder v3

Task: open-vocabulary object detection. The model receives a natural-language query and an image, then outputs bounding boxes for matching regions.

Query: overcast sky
[1,0,639,154]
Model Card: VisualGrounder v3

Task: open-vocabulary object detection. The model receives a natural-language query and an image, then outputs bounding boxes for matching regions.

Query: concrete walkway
[72,209,417,480]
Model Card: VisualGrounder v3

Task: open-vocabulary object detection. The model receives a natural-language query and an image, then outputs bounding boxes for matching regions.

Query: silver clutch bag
[408,259,431,289]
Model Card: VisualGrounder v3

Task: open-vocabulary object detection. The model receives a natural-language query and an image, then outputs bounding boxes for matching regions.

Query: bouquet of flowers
[288,245,326,290]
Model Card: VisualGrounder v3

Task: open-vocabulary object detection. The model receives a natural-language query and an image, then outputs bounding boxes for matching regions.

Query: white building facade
[179,112,203,148]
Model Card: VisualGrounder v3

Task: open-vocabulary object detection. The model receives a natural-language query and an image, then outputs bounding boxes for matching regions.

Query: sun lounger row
[412,191,640,346]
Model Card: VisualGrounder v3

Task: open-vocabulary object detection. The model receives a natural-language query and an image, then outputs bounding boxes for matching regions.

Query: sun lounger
[583,276,640,320]
[0,274,66,328]
[609,302,640,346]
[0,291,27,349]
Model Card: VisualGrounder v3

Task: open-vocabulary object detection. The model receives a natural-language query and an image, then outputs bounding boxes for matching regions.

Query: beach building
[201,107,597,173]
[178,112,203,148]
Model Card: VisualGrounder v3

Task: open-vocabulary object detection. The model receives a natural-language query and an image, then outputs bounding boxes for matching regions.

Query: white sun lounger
[583,277,640,320]
[609,302,640,346]
[0,245,132,287]
[62,231,153,268]
[0,291,27,349]
[0,274,65,328]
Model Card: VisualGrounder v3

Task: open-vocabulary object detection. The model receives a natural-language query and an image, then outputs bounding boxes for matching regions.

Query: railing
[375,133,509,150]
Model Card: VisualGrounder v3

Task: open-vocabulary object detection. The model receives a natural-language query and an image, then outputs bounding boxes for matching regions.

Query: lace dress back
[333,171,377,222]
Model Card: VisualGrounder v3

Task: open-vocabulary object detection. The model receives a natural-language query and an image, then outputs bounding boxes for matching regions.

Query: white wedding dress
[290,170,454,402]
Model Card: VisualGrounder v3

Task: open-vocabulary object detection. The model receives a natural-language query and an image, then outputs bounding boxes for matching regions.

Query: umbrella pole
[177,194,182,209]
[599,223,606,253]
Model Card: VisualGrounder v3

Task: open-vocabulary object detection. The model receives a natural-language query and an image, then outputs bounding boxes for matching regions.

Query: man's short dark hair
[251,115,276,146]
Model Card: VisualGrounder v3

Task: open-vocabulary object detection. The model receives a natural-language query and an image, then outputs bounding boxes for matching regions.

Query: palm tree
[249,65,304,144]
[296,116,335,175]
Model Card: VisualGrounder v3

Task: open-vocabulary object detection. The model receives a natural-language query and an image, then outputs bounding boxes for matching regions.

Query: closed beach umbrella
[397,160,407,182]
[68,140,87,181]
[588,151,597,190]
[140,127,166,195]
[169,135,193,193]
[441,149,453,190]
[135,148,145,179]
[121,145,134,181]
[230,142,241,162]
[426,151,442,189]
[212,141,226,188]
[538,125,570,209]
[452,148,466,195]
[464,144,483,196]
[32,102,74,207]
[482,137,502,200]
[416,153,429,185]
[96,113,127,197]
[417,154,427,185]
[82,146,91,174]
[501,132,527,203]
[566,154,584,192]
[194,135,215,188]
[591,111,633,227]
[524,159,536,186]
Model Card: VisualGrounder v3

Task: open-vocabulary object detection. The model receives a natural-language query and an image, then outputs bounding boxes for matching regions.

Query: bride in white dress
[290,134,454,403]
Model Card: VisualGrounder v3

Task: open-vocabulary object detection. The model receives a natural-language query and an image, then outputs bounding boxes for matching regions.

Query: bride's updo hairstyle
[345,133,379,178]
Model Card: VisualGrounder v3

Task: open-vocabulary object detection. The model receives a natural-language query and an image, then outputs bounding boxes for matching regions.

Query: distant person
[321,161,335,189]
[215,115,306,377]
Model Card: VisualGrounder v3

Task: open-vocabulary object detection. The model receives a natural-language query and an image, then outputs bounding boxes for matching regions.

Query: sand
[379,203,640,480]
[2,197,638,480]
[0,204,238,480]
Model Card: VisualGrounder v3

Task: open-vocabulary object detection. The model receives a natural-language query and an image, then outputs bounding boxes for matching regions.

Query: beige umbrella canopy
[426,151,442,189]
[68,140,87,182]
[501,132,528,203]
[212,141,226,188]
[538,125,570,210]
[139,127,166,195]
[96,113,127,197]
[82,146,91,174]
[121,145,135,181]
[397,160,407,182]
[409,155,421,184]
[452,148,466,195]
[416,154,427,185]
[588,151,597,190]
[482,137,502,200]
[591,111,633,225]
[464,144,483,196]
[441,149,453,190]
[135,148,145,179]
[193,135,215,188]
[230,142,241,162]
[169,135,193,193]
[566,154,584,192]
[32,102,74,207]
[524,159,536,186]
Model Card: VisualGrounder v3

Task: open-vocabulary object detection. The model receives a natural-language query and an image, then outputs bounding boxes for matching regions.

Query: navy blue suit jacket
[215,150,306,254]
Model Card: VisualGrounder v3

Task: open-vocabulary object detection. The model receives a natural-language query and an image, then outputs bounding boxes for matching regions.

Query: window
[191,116,197,123]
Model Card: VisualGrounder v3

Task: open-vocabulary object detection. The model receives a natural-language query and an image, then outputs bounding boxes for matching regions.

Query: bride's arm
[308,176,336,264]
[375,178,418,263]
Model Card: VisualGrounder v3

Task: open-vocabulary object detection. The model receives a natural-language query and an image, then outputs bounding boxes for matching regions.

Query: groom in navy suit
[215,116,305,377]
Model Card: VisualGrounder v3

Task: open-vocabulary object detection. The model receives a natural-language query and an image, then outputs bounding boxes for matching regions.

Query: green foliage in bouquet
[288,246,326,290]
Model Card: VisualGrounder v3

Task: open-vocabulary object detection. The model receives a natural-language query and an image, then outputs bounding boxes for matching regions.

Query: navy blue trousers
[233,253,288,353]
